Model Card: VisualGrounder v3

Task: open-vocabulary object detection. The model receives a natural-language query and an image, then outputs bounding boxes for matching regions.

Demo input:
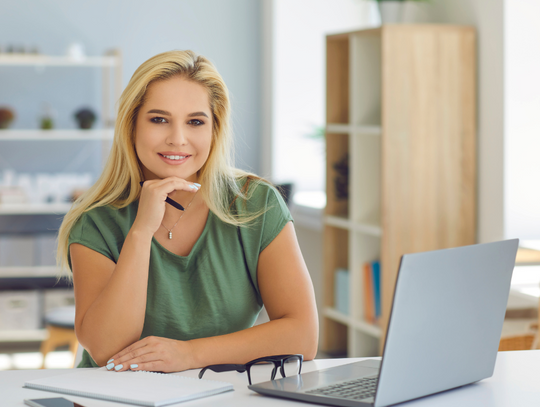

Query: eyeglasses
[198,354,303,385]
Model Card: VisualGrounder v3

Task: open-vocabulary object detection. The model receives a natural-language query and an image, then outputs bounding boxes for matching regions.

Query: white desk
[1,352,539,406]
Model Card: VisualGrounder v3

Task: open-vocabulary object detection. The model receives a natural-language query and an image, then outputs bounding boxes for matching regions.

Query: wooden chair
[40,306,79,368]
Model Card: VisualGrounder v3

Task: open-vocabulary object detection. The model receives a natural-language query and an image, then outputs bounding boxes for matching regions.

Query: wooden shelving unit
[323,25,477,357]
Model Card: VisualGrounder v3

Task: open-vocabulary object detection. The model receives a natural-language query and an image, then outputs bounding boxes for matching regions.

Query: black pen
[139,181,185,211]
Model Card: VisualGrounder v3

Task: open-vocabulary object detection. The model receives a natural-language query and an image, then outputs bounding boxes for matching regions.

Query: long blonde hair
[57,50,262,273]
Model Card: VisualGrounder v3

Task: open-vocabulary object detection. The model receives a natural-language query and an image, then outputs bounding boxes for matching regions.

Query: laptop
[249,239,519,407]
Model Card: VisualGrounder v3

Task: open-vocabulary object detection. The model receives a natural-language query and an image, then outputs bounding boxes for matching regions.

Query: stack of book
[362,261,381,324]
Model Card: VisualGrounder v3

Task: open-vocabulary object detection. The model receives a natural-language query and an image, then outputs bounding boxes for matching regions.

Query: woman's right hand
[131,177,200,238]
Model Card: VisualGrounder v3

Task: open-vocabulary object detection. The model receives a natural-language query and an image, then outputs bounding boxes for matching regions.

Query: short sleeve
[236,181,294,294]
[68,206,125,270]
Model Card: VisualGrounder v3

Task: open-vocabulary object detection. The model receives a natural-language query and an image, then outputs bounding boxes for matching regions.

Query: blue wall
[0,0,262,173]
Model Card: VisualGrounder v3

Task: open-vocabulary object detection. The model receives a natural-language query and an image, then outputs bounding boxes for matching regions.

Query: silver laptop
[249,239,519,407]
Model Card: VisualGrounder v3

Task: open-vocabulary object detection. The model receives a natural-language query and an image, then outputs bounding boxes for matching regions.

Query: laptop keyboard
[306,375,378,401]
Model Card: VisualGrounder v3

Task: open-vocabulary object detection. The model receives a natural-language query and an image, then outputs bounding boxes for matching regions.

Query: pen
[139,181,185,211]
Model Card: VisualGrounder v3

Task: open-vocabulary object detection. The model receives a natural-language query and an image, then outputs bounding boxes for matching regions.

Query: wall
[0,0,262,173]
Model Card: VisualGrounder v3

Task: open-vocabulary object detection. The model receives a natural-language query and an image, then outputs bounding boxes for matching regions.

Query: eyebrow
[146,109,209,118]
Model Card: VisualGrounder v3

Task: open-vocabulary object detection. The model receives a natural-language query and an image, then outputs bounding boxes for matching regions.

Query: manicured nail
[114,364,123,371]
[194,183,201,187]
[189,185,198,189]
[106,363,115,370]
[130,364,138,369]
[107,359,114,364]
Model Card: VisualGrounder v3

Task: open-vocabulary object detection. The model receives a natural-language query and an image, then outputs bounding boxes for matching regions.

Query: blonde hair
[57,50,263,274]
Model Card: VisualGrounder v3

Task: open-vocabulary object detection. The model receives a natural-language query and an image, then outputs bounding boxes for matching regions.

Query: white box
[43,289,75,315]
[35,234,57,266]
[0,290,41,330]
[0,235,35,267]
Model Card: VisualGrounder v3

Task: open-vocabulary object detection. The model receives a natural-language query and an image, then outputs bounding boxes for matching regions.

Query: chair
[40,306,79,368]
[499,307,540,351]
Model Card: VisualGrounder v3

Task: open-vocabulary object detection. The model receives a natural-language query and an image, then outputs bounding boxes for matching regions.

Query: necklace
[161,190,198,239]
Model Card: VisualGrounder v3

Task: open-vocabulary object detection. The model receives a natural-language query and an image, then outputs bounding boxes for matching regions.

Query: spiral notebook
[24,368,233,407]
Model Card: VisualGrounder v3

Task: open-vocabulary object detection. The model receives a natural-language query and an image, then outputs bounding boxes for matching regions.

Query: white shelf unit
[0,52,120,344]
[0,266,59,279]
[0,329,48,343]
[0,203,72,215]
[0,51,122,128]
[323,26,477,358]
[0,129,114,141]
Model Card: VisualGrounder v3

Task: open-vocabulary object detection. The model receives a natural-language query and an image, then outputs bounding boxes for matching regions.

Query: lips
[157,152,191,166]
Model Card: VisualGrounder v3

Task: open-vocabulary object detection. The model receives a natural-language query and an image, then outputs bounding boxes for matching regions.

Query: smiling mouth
[159,153,191,160]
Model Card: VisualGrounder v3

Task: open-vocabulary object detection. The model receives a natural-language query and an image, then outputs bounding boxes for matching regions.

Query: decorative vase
[378,1,405,24]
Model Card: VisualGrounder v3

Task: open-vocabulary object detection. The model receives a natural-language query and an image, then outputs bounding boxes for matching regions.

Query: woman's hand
[132,177,200,238]
[104,336,195,373]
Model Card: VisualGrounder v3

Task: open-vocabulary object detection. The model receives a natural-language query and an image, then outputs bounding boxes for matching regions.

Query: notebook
[24,367,233,407]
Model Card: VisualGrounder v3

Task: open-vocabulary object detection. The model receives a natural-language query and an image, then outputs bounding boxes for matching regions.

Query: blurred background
[1,0,540,369]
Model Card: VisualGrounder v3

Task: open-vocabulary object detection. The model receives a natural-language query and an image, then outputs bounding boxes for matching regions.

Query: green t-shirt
[68,181,292,368]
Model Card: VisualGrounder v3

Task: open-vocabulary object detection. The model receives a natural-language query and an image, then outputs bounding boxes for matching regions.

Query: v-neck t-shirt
[68,181,293,368]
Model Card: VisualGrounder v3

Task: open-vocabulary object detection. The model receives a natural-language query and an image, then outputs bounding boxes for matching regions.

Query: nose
[166,123,188,146]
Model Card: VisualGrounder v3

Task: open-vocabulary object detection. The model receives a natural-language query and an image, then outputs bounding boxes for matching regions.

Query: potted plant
[74,108,97,129]
[0,107,15,129]
[376,0,429,24]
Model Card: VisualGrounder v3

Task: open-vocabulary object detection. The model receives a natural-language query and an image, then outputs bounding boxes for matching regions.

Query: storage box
[35,234,57,267]
[43,289,75,315]
[0,290,41,330]
[334,268,349,315]
[0,235,35,267]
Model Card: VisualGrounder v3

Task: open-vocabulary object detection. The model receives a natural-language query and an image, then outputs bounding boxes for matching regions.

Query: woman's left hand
[105,336,194,373]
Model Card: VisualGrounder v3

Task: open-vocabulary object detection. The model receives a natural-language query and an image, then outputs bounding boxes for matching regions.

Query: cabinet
[323,25,476,357]
[0,51,121,343]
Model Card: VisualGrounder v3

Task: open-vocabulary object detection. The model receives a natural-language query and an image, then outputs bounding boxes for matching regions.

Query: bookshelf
[323,25,477,357]
[0,51,120,344]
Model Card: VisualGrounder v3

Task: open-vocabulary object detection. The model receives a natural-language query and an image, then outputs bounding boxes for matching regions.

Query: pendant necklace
[161,190,198,240]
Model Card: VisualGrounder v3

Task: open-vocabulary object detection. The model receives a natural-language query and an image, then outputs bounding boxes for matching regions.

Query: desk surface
[1,351,539,407]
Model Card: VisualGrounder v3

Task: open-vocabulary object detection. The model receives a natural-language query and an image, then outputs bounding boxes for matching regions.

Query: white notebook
[24,368,233,407]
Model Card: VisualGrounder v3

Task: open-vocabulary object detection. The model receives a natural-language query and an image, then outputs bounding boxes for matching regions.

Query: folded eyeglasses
[198,354,303,385]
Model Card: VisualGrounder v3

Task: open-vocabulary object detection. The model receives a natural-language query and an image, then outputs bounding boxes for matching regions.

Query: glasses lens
[283,356,302,377]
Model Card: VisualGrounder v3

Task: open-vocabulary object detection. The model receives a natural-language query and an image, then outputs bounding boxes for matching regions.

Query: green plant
[0,107,15,129]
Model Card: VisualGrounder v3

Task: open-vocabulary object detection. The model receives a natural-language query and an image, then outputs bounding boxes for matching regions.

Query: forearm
[188,315,319,369]
[78,229,152,365]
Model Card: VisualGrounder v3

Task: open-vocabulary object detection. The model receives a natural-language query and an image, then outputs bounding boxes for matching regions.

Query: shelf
[0,203,72,215]
[326,124,382,135]
[0,266,60,278]
[0,329,48,342]
[0,54,118,67]
[0,129,114,141]
[324,307,382,338]
[324,216,382,236]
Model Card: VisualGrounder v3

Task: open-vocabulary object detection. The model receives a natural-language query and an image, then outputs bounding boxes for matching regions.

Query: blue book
[372,261,381,318]
[334,268,349,315]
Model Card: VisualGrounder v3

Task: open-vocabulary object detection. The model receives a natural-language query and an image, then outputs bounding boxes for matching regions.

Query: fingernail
[130,364,138,369]
[189,185,198,189]
[107,359,114,364]
[114,364,123,371]
[194,183,201,187]
[106,363,115,370]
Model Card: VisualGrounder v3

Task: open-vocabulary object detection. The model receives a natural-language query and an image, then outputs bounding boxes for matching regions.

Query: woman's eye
[151,117,167,124]
[188,119,204,126]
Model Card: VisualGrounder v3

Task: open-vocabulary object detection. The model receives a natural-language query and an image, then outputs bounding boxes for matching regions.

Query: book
[362,263,375,323]
[334,268,349,315]
[24,368,233,407]
[372,261,381,320]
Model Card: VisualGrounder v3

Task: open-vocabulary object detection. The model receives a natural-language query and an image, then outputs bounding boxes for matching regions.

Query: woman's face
[134,76,213,182]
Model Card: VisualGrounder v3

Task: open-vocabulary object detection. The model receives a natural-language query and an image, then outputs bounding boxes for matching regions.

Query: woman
[57,50,318,372]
